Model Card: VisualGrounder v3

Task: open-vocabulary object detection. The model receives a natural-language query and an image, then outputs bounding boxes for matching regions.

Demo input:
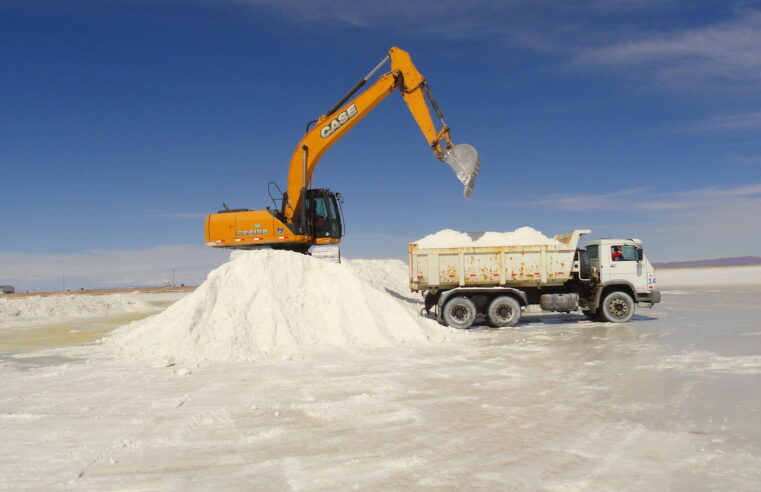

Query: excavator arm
[282,46,480,223]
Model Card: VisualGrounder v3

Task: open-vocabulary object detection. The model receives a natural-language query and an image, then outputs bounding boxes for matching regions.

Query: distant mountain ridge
[653,256,761,269]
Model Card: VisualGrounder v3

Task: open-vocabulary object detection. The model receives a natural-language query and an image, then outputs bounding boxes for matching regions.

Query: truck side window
[612,245,637,261]
[621,245,638,261]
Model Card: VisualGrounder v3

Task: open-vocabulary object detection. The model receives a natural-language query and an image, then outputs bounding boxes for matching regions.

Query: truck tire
[578,250,591,279]
[487,296,521,327]
[443,296,477,329]
[600,291,635,323]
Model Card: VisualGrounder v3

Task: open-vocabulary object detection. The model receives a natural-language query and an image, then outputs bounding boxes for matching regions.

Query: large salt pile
[0,294,156,329]
[414,226,561,248]
[345,259,419,303]
[108,250,450,364]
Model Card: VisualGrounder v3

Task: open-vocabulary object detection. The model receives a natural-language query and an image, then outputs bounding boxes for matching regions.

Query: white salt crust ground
[656,264,761,287]
[108,251,453,364]
[3,272,761,490]
[414,226,561,248]
[0,294,157,329]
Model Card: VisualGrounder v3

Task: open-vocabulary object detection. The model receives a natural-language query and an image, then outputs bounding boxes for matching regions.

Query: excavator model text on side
[204,47,480,255]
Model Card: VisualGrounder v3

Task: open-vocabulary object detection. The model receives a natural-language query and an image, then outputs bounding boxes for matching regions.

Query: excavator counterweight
[205,47,480,253]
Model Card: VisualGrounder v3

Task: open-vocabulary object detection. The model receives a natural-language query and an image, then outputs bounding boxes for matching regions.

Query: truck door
[608,244,642,286]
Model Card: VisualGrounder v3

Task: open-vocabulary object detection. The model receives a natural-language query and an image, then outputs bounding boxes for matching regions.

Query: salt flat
[0,263,759,490]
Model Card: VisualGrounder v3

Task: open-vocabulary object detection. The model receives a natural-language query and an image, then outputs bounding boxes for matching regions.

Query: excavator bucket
[443,143,481,198]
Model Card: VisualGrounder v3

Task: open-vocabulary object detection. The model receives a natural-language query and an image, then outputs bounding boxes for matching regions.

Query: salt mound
[108,250,450,364]
[413,226,561,248]
[0,294,157,329]
[345,259,419,303]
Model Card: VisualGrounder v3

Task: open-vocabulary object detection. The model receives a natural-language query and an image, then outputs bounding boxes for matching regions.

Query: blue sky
[2,0,760,290]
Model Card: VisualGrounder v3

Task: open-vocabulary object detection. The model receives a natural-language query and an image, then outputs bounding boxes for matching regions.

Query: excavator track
[309,245,341,263]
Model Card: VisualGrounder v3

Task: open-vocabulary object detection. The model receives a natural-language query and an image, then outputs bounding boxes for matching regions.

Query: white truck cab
[585,238,659,307]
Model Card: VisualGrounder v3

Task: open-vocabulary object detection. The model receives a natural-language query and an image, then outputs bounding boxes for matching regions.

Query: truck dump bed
[408,229,590,291]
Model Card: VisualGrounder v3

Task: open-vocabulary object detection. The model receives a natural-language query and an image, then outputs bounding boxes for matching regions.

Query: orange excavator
[204,47,480,256]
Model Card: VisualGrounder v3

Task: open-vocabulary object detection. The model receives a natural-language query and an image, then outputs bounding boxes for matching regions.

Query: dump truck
[408,229,661,328]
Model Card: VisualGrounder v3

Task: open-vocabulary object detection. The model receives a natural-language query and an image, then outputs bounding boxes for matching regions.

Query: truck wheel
[578,250,591,279]
[443,296,477,329]
[487,296,521,327]
[600,291,635,323]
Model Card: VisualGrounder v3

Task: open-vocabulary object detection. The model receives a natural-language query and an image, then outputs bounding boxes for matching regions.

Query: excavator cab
[304,189,343,242]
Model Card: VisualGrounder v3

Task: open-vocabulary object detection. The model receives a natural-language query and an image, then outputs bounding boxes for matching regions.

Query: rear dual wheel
[442,295,522,329]
[487,296,521,328]
[442,296,477,329]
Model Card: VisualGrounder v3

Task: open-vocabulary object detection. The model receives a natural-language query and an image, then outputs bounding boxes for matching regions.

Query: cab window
[311,197,327,217]
[611,245,637,261]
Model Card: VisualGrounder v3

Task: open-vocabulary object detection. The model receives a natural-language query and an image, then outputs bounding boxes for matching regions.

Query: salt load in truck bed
[409,229,591,291]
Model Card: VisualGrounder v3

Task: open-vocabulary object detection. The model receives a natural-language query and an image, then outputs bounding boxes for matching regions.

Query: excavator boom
[205,47,480,252]
[282,47,479,223]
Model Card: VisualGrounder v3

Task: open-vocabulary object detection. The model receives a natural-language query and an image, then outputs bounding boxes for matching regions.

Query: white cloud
[513,184,761,212]
[227,0,505,36]
[574,10,761,87]
[112,1,761,94]
[681,111,761,132]
[514,187,649,211]
[231,2,761,93]
[510,183,761,261]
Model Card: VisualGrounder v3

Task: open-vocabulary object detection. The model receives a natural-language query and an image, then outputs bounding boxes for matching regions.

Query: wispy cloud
[70,1,761,95]
[222,0,679,41]
[509,183,761,261]
[680,111,761,132]
[574,9,761,88]
[228,0,506,37]
[726,154,761,165]
[512,183,761,213]
[231,2,761,94]
[159,212,209,220]
[513,187,649,211]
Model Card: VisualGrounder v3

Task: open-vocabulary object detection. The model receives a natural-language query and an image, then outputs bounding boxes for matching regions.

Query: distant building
[0,285,15,294]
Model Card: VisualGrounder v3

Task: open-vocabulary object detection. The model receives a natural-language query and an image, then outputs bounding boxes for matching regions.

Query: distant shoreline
[2,286,197,298]
[655,262,761,270]
[2,263,759,295]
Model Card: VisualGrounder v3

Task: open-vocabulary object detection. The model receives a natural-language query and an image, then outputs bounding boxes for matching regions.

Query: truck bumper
[636,290,661,306]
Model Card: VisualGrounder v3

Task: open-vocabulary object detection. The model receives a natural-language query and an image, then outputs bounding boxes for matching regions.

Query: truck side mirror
[637,248,643,261]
